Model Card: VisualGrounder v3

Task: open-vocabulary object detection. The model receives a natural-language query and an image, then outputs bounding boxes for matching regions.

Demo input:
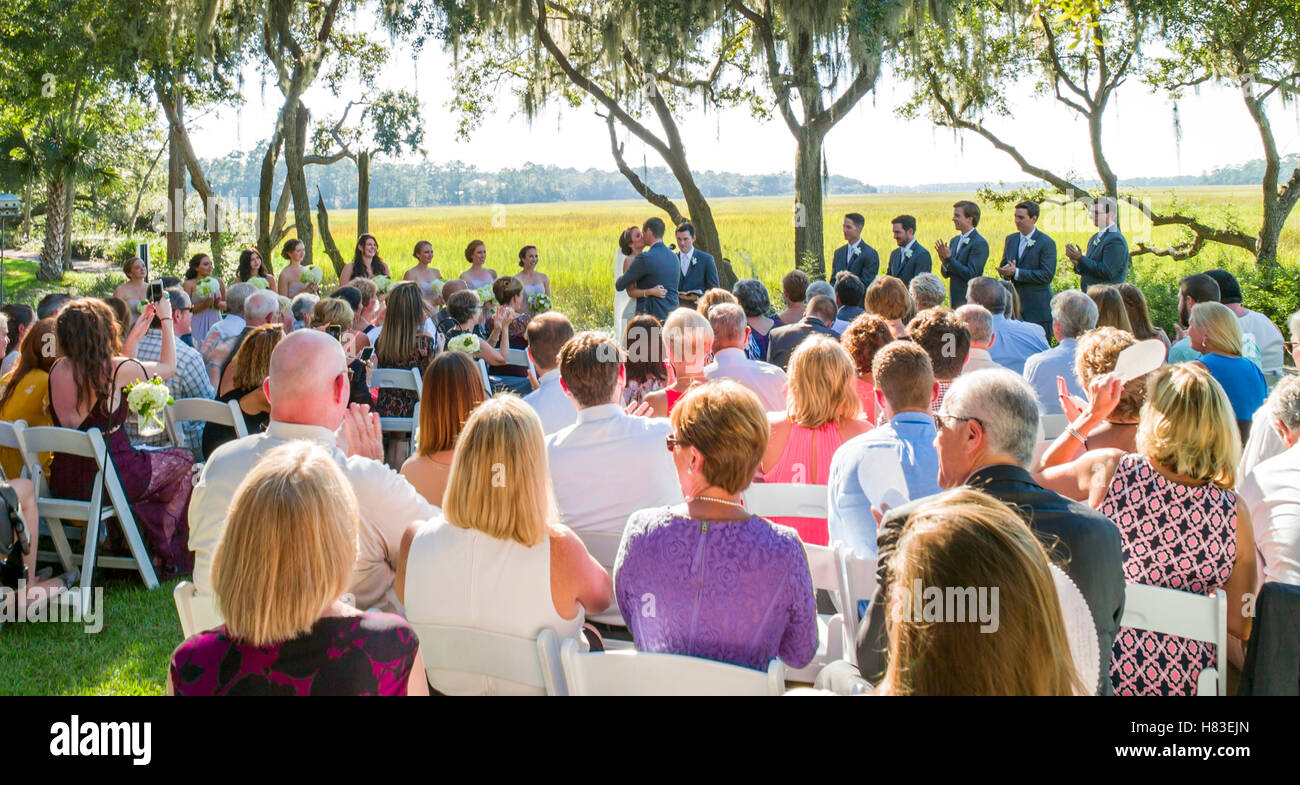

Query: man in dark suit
[854,369,1125,695]
[765,294,838,370]
[831,213,879,289]
[935,200,989,308]
[997,200,1058,340]
[886,214,931,287]
[1066,196,1129,290]
[615,217,679,322]
[674,221,718,311]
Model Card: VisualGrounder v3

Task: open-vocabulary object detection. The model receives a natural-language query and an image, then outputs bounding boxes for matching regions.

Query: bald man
[188,330,440,631]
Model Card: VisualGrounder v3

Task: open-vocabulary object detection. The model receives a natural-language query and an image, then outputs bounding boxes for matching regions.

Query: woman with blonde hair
[400,352,487,506]
[1046,326,1150,458]
[643,307,714,418]
[615,380,817,671]
[878,489,1086,696]
[1086,285,1133,333]
[202,323,282,459]
[761,335,872,544]
[398,396,611,695]
[1035,363,1258,695]
[865,276,911,339]
[1189,301,1268,429]
[169,441,426,695]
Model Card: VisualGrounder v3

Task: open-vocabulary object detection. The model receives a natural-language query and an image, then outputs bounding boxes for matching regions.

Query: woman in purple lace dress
[1036,363,1257,695]
[49,298,195,577]
[614,380,817,671]
[170,442,425,696]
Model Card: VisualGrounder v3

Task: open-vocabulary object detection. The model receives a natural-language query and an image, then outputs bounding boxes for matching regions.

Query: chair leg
[43,516,76,572]
[111,512,159,590]
[79,514,100,606]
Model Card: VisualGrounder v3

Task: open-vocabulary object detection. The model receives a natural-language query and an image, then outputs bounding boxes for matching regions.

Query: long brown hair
[56,299,123,412]
[0,317,57,411]
[229,324,284,391]
[1117,283,1160,341]
[417,352,487,455]
[623,314,669,386]
[375,281,426,367]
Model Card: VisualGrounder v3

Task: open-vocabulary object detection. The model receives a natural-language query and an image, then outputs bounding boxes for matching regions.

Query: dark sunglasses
[665,434,687,452]
[933,413,984,430]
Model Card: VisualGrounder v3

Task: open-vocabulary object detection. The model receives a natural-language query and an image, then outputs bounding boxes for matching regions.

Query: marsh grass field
[304,187,1300,335]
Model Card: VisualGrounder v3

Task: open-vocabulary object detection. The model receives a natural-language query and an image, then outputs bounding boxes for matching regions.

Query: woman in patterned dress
[1035,363,1257,695]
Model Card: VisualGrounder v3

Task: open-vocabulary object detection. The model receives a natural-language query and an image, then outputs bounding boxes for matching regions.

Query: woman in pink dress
[760,336,872,545]
[839,312,894,427]
[1036,363,1257,695]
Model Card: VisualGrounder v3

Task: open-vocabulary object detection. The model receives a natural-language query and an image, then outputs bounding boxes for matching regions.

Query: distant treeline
[201,142,875,208]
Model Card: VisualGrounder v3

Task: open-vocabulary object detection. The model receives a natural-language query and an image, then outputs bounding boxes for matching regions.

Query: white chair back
[1120,584,1228,696]
[1040,413,1068,440]
[476,358,492,396]
[409,623,566,696]
[744,483,829,519]
[370,367,423,458]
[786,541,845,682]
[506,348,532,368]
[574,529,628,627]
[0,419,25,479]
[174,580,198,639]
[165,397,248,451]
[837,548,878,666]
[559,638,785,696]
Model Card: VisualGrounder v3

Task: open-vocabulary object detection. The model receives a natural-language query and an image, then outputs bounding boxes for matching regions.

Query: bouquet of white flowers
[245,276,269,290]
[427,278,446,295]
[125,377,173,437]
[299,265,323,285]
[447,334,480,354]
[194,276,220,300]
[475,284,496,305]
[372,274,392,294]
[528,292,552,313]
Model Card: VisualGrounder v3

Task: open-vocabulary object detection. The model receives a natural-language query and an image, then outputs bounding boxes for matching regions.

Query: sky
[188,32,1300,189]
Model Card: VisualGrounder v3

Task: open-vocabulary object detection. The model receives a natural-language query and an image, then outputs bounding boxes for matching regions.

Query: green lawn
[0,255,118,307]
[1,576,180,696]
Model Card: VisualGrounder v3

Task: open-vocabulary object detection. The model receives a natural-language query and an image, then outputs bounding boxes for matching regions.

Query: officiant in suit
[674,222,719,311]
[997,200,1058,340]
[831,213,879,288]
[1066,196,1130,290]
[886,214,931,288]
[935,200,989,308]
[615,217,679,322]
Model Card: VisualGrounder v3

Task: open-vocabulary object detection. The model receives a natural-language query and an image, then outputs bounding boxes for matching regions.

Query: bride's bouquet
[528,292,551,313]
[125,377,173,438]
[299,265,324,285]
[372,274,393,294]
[447,333,480,354]
[194,276,221,300]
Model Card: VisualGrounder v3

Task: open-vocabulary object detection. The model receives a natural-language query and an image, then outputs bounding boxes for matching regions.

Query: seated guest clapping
[859,369,1124,694]
[761,336,872,545]
[398,395,612,696]
[522,312,577,434]
[615,380,817,671]
[702,303,787,413]
[872,489,1087,695]
[1036,363,1258,695]
[643,308,713,418]
[170,441,426,696]
[189,329,437,629]
[546,332,682,569]
[400,352,487,507]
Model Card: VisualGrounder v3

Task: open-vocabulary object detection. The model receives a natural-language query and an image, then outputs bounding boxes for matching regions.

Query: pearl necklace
[692,495,747,511]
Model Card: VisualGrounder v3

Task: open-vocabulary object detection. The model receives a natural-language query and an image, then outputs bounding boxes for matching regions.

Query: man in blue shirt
[1023,290,1098,415]
[615,217,679,322]
[827,341,941,559]
[966,276,1048,375]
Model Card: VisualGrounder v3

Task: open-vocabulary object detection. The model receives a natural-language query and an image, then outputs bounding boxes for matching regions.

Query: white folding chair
[574,529,628,628]
[784,541,845,682]
[409,623,567,696]
[1120,583,1228,696]
[164,397,248,453]
[14,423,159,600]
[743,482,829,519]
[370,368,423,459]
[1040,413,1069,440]
[173,580,198,639]
[560,637,785,696]
[836,547,878,667]
[506,348,533,369]
[0,419,29,480]
[475,358,492,396]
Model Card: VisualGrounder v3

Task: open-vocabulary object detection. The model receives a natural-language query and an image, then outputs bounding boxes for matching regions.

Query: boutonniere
[690,257,696,267]
[903,248,913,259]
[1025,238,1036,248]
[958,236,969,247]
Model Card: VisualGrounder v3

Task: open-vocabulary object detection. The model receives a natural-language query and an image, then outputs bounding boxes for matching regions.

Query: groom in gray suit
[997,200,1057,340]
[1066,197,1130,290]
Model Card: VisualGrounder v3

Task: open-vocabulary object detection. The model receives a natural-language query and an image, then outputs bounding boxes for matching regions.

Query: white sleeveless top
[404,520,584,695]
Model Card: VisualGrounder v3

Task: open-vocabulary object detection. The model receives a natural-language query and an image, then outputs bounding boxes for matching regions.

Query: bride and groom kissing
[615,217,720,323]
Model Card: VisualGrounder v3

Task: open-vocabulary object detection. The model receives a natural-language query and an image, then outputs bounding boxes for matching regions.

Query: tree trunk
[21,177,31,241]
[167,90,186,269]
[60,171,75,272]
[356,149,370,236]
[678,184,734,290]
[282,101,313,265]
[316,187,346,275]
[793,128,825,279]
[256,129,285,263]
[38,179,64,282]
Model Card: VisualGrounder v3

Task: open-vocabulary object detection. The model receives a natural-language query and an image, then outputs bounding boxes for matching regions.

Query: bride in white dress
[614,225,645,338]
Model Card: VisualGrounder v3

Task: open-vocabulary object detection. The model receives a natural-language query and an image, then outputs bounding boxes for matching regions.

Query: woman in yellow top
[0,317,58,479]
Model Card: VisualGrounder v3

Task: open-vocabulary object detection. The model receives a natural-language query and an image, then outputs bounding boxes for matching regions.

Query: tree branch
[601,113,685,226]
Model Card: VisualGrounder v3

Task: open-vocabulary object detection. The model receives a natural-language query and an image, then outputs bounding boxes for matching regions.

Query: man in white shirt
[189,330,439,631]
[545,332,683,570]
[199,281,254,359]
[702,303,788,412]
[522,312,577,435]
[1240,310,1300,481]
[1238,374,1300,587]
[955,304,1000,373]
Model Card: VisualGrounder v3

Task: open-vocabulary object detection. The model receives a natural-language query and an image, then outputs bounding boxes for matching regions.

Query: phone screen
[147,280,164,303]
[327,324,343,341]
[359,346,374,363]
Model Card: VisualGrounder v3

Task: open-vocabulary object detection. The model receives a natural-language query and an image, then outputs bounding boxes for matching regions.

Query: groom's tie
[1018,233,1028,259]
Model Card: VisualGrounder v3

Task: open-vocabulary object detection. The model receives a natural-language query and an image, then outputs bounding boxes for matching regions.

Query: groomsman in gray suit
[1066,196,1130,290]
[831,213,880,289]
[935,200,989,308]
[997,200,1057,341]
[886,215,931,287]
